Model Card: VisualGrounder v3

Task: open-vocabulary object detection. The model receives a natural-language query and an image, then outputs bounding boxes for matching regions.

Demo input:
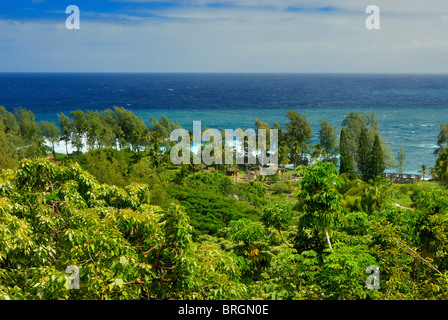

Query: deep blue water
[1,72,448,174]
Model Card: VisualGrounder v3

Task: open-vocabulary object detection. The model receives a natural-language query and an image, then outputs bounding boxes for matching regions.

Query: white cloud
[1,1,448,72]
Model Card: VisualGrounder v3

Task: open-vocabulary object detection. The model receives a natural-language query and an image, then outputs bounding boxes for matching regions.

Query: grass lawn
[390,181,442,208]
[54,153,68,160]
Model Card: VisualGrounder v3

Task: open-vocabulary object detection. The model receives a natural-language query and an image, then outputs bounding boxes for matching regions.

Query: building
[385,173,422,184]
[226,167,239,181]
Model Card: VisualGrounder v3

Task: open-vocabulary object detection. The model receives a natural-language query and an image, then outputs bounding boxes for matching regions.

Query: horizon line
[1,71,448,76]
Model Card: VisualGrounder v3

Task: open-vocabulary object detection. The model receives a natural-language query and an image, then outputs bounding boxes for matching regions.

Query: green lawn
[390,181,442,208]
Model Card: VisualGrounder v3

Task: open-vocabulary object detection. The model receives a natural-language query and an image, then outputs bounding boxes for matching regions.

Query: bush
[186,172,235,197]
[342,195,362,212]
[236,181,268,206]
[167,186,261,238]
[269,181,291,195]
[0,158,194,300]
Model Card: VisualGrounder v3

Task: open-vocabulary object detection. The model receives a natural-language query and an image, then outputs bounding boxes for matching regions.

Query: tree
[370,133,385,179]
[278,144,290,179]
[104,108,125,148]
[412,189,448,273]
[428,166,435,180]
[0,106,21,164]
[173,166,189,185]
[311,143,326,163]
[273,121,285,145]
[357,127,371,182]
[149,114,181,149]
[361,176,390,215]
[70,109,87,153]
[14,108,45,159]
[58,113,73,156]
[339,128,354,176]
[83,110,117,150]
[85,111,102,150]
[187,162,201,177]
[290,140,302,168]
[0,106,19,134]
[434,148,448,185]
[262,203,295,247]
[318,119,338,163]
[396,146,406,174]
[341,111,375,167]
[0,122,17,169]
[255,118,271,150]
[434,122,448,157]
[202,128,223,171]
[98,111,119,148]
[14,108,40,144]
[0,158,197,300]
[115,107,148,151]
[284,111,312,166]
[39,121,60,156]
[296,162,343,253]
[341,110,394,171]
[228,218,269,280]
[418,164,428,181]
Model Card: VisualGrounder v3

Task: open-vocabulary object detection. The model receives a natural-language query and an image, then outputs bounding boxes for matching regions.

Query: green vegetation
[339,128,354,176]
[1,106,448,300]
[396,146,407,174]
[317,119,338,164]
[283,110,312,166]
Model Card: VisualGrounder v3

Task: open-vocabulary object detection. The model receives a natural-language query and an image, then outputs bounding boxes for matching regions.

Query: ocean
[1,72,447,175]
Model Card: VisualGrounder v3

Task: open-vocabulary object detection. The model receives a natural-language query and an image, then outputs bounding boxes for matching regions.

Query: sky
[1,0,448,73]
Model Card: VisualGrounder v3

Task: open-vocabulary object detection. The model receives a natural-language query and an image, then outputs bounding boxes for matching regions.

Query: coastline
[1,73,446,175]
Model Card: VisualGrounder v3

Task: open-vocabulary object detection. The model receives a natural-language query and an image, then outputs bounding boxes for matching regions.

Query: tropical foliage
[1,107,448,300]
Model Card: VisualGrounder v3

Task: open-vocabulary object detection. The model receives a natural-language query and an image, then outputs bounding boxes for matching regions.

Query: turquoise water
[1,73,447,174]
[138,107,442,175]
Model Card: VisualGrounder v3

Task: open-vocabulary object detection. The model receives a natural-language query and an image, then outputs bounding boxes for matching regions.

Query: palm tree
[362,179,390,215]
[417,164,428,181]
[278,144,290,180]
[148,133,165,166]
[188,163,201,176]
[428,166,436,180]
[173,165,189,185]
[311,143,328,164]
[290,140,302,168]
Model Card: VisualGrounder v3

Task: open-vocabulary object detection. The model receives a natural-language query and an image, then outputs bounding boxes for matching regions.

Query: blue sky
[1,0,448,73]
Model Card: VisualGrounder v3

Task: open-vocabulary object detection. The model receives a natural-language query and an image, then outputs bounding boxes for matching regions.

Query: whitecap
[414,144,439,149]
